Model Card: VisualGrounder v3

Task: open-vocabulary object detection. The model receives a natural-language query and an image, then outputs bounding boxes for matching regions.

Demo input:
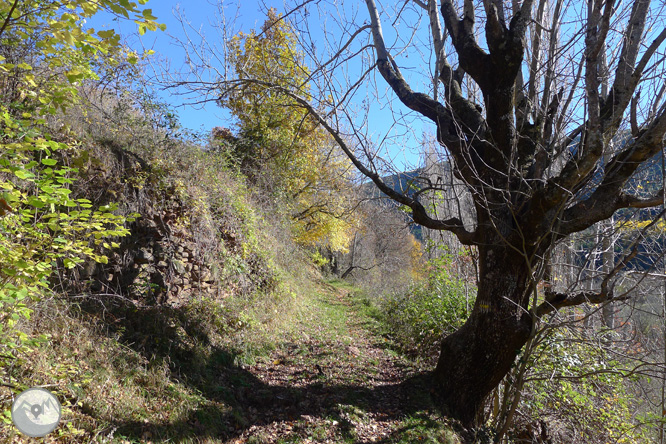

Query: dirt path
[228,283,439,443]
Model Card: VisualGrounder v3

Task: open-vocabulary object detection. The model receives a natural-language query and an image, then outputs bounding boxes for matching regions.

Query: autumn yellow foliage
[220,9,358,252]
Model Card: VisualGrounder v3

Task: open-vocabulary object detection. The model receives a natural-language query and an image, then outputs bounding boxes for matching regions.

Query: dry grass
[1,277,463,444]
[1,296,213,443]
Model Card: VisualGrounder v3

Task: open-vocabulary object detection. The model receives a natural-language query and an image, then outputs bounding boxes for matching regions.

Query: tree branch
[538,207,666,316]
[227,78,478,244]
[365,0,486,188]
[440,0,492,91]
[0,0,19,39]
[364,0,451,126]
[535,289,629,317]
[558,104,666,235]
[600,1,664,135]
[560,187,665,237]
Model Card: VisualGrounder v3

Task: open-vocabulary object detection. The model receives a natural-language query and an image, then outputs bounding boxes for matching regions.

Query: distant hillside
[364,148,664,247]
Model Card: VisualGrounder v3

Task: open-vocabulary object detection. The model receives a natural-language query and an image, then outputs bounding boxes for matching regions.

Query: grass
[1,275,461,444]
[2,298,212,442]
[390,415,462,444]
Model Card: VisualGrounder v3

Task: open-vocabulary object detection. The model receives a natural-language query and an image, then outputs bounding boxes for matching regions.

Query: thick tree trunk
[432,245,533,428]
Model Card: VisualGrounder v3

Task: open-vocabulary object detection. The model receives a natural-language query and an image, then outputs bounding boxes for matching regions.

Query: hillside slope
[0,127,464,442]
[0,133,311,439]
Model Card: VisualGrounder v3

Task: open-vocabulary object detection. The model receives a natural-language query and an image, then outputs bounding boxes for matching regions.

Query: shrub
[512,328,650,443]
[382,249,475,358]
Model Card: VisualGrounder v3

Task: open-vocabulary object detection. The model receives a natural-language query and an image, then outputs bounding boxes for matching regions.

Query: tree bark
[340,232,358,279]
[432,244,533,427]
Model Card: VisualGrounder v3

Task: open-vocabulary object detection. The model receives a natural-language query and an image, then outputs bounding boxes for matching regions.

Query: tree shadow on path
[82,298,438,443]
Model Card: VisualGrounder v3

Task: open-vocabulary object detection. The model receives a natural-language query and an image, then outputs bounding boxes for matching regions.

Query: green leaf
[109,3,130,18]
[61,30,75,46]
[81,3,99,16]
[15,288,28,300]
[27,197,46,208]
[97,29,116,39]
[66,69,85,83]
[142,9,157,20]
[14,170,33,180]
[41,158,57,166]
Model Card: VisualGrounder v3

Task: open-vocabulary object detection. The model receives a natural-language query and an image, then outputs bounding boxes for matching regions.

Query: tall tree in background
[178,0,666,430]
[220,10,358,252]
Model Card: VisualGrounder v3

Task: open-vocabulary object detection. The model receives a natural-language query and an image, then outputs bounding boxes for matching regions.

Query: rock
[196,268,213,281]
[135,248,154,264]
[80,260,97,279]
[172,259,186,274]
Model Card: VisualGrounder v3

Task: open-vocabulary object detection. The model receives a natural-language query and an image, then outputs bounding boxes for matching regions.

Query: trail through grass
[222,280,459,444]
[2,280,460,443]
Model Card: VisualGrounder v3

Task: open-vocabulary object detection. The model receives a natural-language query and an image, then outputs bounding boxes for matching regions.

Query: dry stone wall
[66,143,263,308]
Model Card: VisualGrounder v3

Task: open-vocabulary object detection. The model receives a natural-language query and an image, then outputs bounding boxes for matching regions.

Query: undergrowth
[370,250,476,361]
[1,96,323,442]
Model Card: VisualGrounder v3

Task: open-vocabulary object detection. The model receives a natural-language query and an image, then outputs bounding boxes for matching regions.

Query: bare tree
[171,0,666,431]
[336,199,419,287]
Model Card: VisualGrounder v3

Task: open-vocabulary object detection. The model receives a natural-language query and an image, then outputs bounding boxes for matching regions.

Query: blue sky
[86,1,666,175]
[88,1,288,136]
[87,0,433,170]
